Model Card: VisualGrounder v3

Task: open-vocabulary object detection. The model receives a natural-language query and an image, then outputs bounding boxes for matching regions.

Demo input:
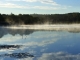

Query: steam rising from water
[4,24,80,31]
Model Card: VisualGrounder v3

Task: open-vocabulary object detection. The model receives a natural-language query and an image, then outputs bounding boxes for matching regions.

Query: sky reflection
[0,27,80,60]
[38,52,80,60]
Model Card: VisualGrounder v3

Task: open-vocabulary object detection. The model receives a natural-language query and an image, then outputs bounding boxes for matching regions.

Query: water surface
[0,26,80,60]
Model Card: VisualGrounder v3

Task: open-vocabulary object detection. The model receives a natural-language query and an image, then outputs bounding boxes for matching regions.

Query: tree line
[0,12,80,25]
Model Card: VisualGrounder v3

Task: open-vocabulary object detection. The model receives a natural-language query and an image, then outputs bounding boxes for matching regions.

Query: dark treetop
[0,12,80,25]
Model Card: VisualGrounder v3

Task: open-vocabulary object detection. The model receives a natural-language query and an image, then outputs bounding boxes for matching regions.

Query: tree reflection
[0,45,34,58]
[68,29,80,33]
[0,27,80,38]
[0,52,34,58]
[0,27,34,38]
[0,45,22,49]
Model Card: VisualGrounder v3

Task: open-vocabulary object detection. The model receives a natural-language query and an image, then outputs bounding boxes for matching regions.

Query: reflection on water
[0,52,34,58]
[0,27,80,60]
[0,45,21,49]
[0,27,34,38]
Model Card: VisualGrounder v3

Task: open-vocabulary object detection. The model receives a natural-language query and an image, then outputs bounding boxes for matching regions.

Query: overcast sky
[0,0,80,14]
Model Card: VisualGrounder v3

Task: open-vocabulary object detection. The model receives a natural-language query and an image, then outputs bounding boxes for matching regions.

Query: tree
[0,14,9,25]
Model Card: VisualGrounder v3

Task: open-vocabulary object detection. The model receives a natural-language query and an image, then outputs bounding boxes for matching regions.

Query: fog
[3,24,80,32]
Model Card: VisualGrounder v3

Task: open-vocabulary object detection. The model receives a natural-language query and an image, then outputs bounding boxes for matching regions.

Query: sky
[0,0,80,14]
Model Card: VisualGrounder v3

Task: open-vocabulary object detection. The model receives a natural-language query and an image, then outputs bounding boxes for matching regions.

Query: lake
[0,25,80,60]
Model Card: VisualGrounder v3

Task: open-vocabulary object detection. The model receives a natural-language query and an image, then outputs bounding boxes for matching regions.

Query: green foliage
[0,12,80,25]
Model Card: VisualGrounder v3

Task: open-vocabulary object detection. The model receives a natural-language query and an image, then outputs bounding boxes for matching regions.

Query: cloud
[5,0,59,6]
[38,52,80,60]
[0,0,71,10]
[0,2,67,10]
[23,39,58,47]
[0,34,22,44]
[33,33,58,39]
[0,3,55,10]
[0,31,59,46]
[25,0,37,2]
[16,57,34,60]
[32,6,61,10]
[0,2,29,9]
[39,0,59,6]
[41,48,48,52]
[5,0,37,2]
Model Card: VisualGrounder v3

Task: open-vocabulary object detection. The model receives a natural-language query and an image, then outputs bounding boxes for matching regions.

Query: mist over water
[4,24,80,32]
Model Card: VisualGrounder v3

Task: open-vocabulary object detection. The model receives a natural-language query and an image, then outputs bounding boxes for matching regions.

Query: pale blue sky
[0,0,80,14]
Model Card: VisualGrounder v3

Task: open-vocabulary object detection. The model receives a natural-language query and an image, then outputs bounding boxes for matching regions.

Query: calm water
[0,27,80,60]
